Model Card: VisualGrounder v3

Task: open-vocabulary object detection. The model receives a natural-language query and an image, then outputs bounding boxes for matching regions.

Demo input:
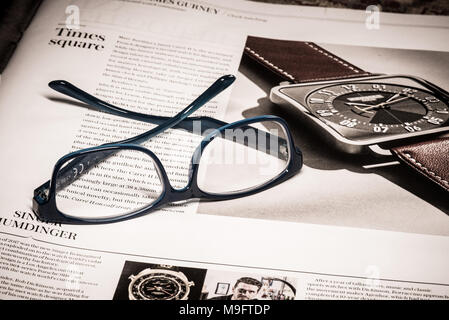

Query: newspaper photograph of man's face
[196,37,449,237]
[200,269,297,300]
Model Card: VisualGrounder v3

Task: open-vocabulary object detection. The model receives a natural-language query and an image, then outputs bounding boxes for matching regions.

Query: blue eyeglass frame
[33,75,303,224]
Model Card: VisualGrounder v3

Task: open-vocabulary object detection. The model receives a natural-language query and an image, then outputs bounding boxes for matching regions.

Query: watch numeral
[373,125,388,133]
[318,89,337,96]
[425,96,440,103]
[309,98,325,104]
[341,84,358,91]
[372,84,386,90]
[316,109,333,117]
[404,123,422,132]
[340,119,357,128]
[425,116,444,125]
[402,88,417,94]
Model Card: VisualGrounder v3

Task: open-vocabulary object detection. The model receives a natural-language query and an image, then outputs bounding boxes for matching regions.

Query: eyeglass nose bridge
[166,186,195,203]
[156,158,202,204]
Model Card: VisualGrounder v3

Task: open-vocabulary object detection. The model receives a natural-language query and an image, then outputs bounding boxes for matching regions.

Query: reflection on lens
[197,120,290,194]
[55,149,163,219]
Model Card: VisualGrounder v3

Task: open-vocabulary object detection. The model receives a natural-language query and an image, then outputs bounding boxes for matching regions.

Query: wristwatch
[243,36,449,193]
[128,265,194,300]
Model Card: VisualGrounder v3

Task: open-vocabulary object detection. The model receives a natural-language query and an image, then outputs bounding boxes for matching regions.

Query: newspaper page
[0,0,448,301]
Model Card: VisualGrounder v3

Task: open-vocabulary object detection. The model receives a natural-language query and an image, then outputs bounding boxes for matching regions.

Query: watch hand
[366,96,409,110]
[378,96,409,107]
[385,93,401,103]
[344,102,376,114]
[345,100,394,112]
[351,104,374,114]
[156,286,172,295]
[351,96,410,112]
[345,102,377,108]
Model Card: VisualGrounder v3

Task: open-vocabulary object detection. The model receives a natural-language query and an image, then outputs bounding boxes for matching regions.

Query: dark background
[251,0,449,15]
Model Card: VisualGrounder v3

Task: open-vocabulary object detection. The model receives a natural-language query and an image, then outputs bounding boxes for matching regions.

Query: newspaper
[0,0,448,301]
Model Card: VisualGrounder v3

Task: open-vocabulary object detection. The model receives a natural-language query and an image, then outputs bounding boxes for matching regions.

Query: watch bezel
[270,74,449,152]
[128,267,194,300]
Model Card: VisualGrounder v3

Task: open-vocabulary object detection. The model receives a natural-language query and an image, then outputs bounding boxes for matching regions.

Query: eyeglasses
[33,75,303,224]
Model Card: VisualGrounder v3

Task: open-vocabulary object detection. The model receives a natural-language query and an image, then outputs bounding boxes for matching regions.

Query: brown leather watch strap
[392,137,449,192]
[244,35,371,83]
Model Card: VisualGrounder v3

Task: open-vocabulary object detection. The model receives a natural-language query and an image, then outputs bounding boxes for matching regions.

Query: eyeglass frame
[33,75,303,224]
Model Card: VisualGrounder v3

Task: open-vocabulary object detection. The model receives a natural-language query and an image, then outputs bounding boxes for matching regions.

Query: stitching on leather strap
[404,153,449,187]
[245,46,295,81]
[301,73,372,83]
[304,42,361,74]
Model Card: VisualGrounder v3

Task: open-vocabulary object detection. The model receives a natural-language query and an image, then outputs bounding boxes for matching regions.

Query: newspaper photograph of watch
[112,262,207,300]
[128,266,195,300]
[244,36,449,193]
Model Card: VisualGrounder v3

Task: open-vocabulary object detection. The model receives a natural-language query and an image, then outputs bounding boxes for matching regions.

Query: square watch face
[277,76,449,145]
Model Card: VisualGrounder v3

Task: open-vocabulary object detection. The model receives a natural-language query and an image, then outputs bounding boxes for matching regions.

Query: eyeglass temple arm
[48,79,291,156]
[119,75,235,144]
[49,78,290,160]
[41,75,235,195]
[48,80,229,132]
[246,128,290,162]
